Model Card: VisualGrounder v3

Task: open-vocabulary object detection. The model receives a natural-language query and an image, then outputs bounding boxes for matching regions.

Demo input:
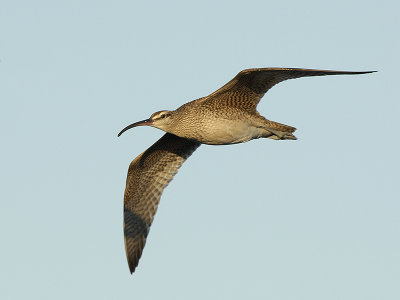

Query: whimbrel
[118,67,374,273]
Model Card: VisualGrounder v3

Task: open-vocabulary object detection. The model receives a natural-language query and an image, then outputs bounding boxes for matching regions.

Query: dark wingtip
[128,259,137,274]
[343,70,377,74]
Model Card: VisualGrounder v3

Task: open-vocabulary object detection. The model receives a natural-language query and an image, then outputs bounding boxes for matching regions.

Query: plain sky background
[1,0,399,299]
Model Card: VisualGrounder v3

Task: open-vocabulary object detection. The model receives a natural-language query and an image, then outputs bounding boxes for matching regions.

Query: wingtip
[331,70,377,75]
[126,252,139,274]
[338,70,377,75]
[128,262,136,275]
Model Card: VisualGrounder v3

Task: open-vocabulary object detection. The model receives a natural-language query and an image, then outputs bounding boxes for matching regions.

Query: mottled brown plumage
[123,133,200,273]
[119,67,375,273]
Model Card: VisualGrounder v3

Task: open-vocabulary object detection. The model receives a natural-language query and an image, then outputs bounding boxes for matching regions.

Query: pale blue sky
[1,0,399,299]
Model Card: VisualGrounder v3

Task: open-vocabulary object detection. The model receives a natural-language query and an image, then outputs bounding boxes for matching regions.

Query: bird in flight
[118,67,374,273]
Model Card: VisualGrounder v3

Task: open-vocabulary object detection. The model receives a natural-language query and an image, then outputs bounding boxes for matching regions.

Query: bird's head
[118,110,174,137]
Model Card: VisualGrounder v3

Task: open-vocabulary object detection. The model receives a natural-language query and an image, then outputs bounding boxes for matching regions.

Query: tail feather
[268,130,297,140]
[265,120,297,140]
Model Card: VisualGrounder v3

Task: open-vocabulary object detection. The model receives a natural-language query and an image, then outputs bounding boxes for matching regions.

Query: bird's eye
[160,114,166,119]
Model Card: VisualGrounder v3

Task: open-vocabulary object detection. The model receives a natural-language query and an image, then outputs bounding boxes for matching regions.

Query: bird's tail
[264,121,297,140]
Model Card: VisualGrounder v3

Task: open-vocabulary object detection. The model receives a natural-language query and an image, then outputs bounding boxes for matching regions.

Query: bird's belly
[195,120,265,145]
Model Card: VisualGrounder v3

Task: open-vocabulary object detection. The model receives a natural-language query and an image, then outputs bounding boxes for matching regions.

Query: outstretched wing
[204,68,375,109]
[123,133,200,273]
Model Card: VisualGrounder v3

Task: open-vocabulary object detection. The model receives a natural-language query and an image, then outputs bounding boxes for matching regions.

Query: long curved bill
[118,119,153,137]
